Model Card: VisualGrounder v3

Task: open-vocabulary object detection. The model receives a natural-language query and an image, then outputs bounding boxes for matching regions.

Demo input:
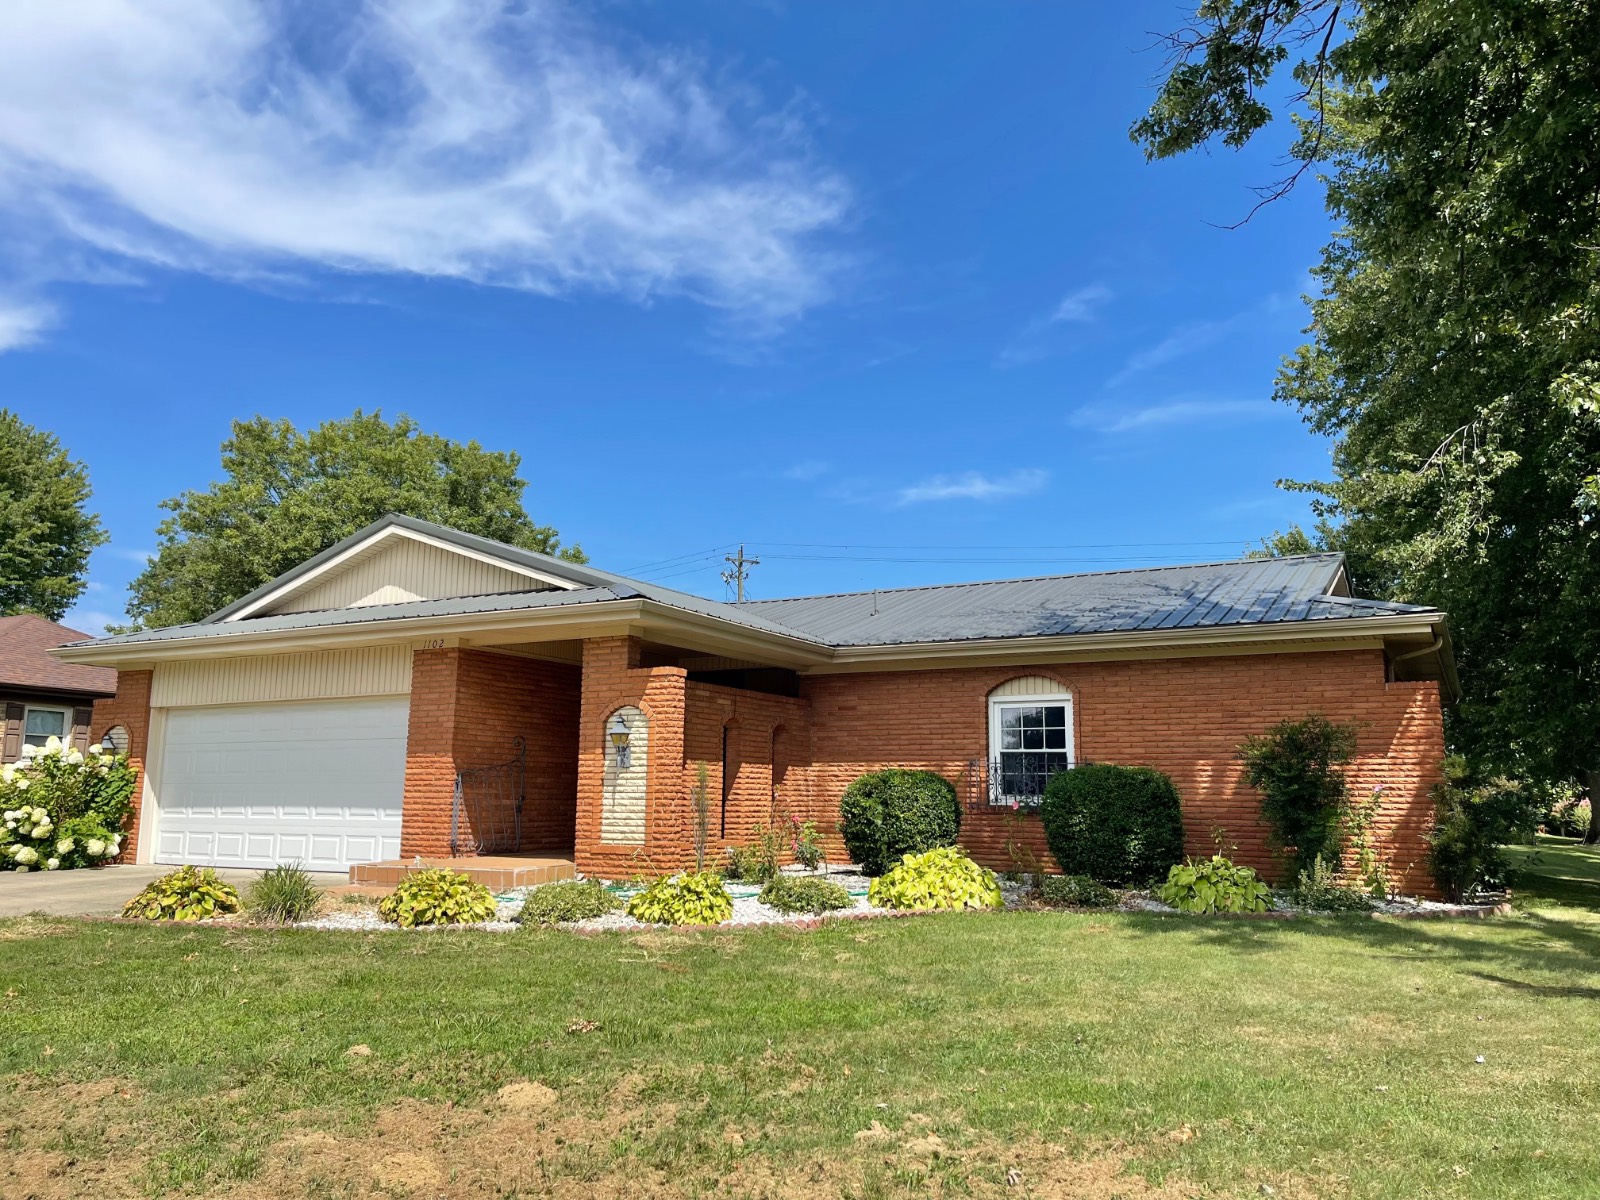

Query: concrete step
[350,854,577,891]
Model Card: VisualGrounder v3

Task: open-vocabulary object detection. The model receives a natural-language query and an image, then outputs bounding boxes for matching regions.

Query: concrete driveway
[0,864,348,917]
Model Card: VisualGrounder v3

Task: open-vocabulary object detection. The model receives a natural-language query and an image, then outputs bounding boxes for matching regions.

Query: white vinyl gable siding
[151,647,413,708]
[265,537,552,616]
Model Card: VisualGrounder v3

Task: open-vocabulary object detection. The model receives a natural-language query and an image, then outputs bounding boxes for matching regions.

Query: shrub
[1291,855,1373,913]
[1038,764,1185,886]
[627,871,733,926]
[0,738,136,872]
[122,866,241,921]
[839,769,960,876]
[1549,796,1593,840]
[759,874,853,915]
[517,879,622,926]
[1237,714,1359,879]
[1427,756,1539,902]
[723,825,782,883]
[246,863,324,923]
[867,846,1002,912]
[786,814,826,871]
[1158,855,1272,914]
[1037,873,1118,909]
[377,868,498,927]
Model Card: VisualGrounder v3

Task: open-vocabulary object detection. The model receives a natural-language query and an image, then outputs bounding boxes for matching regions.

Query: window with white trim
[23,705,70,743]
[987,690,1074,805]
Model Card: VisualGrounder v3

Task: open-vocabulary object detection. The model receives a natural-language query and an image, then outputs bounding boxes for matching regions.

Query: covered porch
[398,629,823,881]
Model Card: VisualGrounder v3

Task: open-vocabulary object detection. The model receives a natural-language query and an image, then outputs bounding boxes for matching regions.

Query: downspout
[1387,634,1452,700]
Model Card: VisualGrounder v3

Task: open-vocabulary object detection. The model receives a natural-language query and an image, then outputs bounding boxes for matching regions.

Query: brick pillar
[400,648,462,858]
[574,636,688,878]
[91,669,152,863]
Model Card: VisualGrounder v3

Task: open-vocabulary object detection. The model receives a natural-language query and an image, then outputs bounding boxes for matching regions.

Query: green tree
[0,411,106,621]
[1134,1,1600,841]
[126,411,584,629]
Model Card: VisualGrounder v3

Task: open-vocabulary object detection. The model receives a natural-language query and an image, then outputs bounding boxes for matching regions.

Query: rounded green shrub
[1036,873,1118,909]
[839,769,960,876]
[867,846,1002,912]
[626,871,733,926]
[122,865,241,921]
[759,874,853,915]
[1038,764,1185,886]
[378,868,498,927]
[517,879,622,926]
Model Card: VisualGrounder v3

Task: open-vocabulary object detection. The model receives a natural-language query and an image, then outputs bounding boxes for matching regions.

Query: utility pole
[721,543,760,602]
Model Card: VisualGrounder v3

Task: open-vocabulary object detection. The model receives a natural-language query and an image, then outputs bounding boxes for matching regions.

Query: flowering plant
[0,736,135,871]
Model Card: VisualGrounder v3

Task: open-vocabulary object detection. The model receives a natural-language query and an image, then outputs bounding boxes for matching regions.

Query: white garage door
[155,697,408,872]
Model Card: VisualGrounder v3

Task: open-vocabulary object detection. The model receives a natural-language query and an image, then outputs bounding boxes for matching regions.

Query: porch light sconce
[100,733,117,755]
[608,713,632,770]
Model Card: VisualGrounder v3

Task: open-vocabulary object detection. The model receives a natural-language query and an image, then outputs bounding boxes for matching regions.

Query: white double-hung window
[988,684,1074,806]
[23,705,70,744]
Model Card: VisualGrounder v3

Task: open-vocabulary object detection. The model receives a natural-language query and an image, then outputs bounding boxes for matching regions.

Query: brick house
[52,514,1457,893]
[0,614,116,759]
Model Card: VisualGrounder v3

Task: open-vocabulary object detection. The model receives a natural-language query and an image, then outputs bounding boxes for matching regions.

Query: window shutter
[2,703,21,761]
[72,707,95,752]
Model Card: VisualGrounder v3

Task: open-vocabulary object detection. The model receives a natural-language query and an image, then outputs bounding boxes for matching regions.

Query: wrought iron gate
[451,737,526,856]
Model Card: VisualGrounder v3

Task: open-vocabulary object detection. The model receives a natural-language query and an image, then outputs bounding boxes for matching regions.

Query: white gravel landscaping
[291,865,1505,932]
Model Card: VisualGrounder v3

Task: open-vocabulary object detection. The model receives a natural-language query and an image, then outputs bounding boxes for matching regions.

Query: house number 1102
[419,638,448,650]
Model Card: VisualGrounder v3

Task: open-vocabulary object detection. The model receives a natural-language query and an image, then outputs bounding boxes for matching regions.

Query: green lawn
[2,853,1598,1200]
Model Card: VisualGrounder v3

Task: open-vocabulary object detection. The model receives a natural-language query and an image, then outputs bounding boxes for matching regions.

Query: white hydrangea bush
[0,737,136,871]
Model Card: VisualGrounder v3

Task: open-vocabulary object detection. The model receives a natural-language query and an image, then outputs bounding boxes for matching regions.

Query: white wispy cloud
[0,298,53,352]
[997,283,1111,368]
[895,468,1048,505]
[1072,397,1278,434]
[781,460,830,481]
[105,546,156,564]
[0,0,850,349]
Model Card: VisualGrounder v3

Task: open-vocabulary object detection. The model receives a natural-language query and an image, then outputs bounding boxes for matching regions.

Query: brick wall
[574,637,689,878]
[89,670,153,863]
[400,647,581,857]
[682,680,813,865]
[796,649,1446,896]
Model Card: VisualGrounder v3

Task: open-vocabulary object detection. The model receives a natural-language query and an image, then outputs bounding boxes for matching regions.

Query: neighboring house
[52,514,1456,893]
[0,614,117,759]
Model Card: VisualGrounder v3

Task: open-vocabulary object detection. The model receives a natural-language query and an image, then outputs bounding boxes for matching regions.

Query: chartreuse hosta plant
[626,871,734,926]
[867,846,1003,912]
[1159,855,1273,914]
[1,736,135,871]
[378,868,499,927]
[122,866,242,921]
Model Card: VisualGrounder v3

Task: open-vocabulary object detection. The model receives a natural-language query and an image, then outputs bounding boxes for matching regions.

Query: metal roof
[61,518,1437,653]
[736,554,1435,646]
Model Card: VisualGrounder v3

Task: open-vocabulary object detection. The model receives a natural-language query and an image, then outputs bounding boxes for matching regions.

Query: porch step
[350,854,577,891]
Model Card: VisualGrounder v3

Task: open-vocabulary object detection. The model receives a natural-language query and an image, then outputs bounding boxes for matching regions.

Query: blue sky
[0,2,1336,633]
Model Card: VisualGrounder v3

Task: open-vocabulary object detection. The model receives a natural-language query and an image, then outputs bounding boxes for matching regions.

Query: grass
[0,849,1596,1199]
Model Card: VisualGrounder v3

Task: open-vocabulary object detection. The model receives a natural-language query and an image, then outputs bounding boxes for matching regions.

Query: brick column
[91,669,153,863]
[400,648,462,858]
[574,636,688,878]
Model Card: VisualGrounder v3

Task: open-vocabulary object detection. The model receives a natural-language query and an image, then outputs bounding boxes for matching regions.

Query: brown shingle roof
[0,615,117,697]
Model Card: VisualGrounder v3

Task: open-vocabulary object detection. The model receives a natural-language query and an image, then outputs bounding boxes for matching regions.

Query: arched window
[987,677,1074,806]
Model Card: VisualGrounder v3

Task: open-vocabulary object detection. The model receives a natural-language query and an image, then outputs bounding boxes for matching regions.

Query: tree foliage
[126,411,583,628]
[0,410,106,621]
[1134,2,1600,820]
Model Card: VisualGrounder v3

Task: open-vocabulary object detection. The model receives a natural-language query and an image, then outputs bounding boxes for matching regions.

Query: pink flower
[1009,799,1021,811]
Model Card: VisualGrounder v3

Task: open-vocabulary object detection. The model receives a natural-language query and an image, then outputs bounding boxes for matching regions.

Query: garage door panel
[157,697,407,873]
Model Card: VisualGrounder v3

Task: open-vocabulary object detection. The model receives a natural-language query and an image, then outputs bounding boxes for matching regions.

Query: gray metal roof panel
[64,533,1436,655]
[736,555,1435,646]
